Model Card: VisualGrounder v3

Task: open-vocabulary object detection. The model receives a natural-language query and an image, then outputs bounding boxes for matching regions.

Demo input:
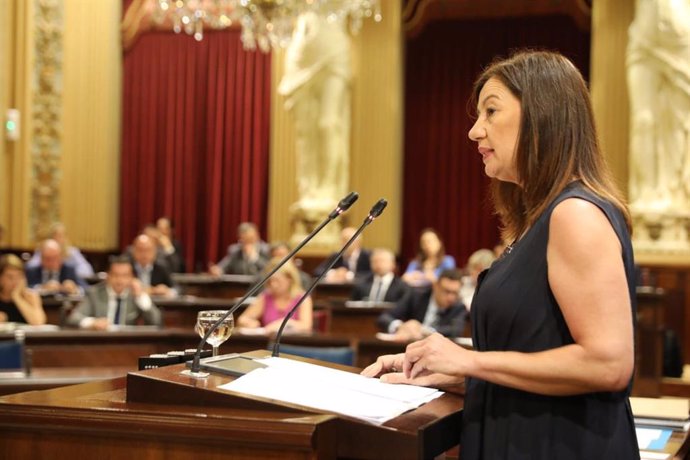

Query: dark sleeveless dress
[461,182,640,459]
[0,299,26,323]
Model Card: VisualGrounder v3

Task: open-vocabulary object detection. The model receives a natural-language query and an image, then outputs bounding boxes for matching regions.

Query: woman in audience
[237,258,313,333]
[459,248,496,311]
[26,222,94,279]
[0,254,46,325]
[402,228,456,287]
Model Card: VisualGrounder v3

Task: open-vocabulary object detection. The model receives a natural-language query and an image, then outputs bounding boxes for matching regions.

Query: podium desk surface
[0,352,464,460]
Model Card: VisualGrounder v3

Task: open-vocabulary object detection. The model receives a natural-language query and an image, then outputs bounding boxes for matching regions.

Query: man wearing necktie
[351,248,409,304]
[66,256,162,329]
[25,239,86,295]
[130,235,176,298]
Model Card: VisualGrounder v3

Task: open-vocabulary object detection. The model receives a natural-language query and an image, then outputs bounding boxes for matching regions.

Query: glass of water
[195,310,234,356]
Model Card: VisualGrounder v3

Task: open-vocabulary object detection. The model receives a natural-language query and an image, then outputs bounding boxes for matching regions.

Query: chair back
[0,340,24,370]
[274,344,355,366]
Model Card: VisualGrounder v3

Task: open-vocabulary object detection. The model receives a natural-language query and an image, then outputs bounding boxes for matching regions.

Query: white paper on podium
[219,357,443,425]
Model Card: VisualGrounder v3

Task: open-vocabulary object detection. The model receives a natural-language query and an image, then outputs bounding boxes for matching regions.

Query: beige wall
[0,0,34,248]
[61,0,121,250]
[0,0,121,250]
[268,1,403,254]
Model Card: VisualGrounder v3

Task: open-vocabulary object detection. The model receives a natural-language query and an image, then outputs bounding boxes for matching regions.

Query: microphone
[185,191,359,377]
[271,198,388,358]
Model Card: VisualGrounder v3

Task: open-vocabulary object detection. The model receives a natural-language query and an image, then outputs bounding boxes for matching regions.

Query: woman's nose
[468,119,484,142]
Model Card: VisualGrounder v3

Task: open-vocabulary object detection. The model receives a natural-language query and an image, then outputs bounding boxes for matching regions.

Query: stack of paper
[220,357,443,424]
[631,397,690,431]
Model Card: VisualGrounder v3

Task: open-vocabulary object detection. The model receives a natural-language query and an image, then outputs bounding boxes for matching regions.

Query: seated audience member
[156,216,185,272]
[210,222,270,276]
[314,226,372,282]
[141,223,184,274]
[402,228,456,287]
[25,239,87,295]
[26,222,95,279]
[351,248,409,303]
[0,254,46,325]
[460,248,496,311]
[269,241,311,289]
[377,268,466,341]
[129,234,176,297]
[66,255,162,329]
[238,258,313,334]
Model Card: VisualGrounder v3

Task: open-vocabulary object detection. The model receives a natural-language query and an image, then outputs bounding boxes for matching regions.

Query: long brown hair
[471,50,631,242]
[415,228,446,267]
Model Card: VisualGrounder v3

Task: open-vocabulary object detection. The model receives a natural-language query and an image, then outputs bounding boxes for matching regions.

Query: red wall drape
[121,30,271,271]
[402,15,590,267]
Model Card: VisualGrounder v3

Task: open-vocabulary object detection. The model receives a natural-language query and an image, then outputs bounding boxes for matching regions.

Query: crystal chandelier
[153,0,382,51]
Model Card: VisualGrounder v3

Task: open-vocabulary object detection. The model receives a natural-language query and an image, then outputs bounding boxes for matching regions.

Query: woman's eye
[486,107,496,117]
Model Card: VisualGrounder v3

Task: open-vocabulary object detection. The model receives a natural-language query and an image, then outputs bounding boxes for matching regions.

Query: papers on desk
[105,325,161,332]
[375,332,473,349]
[344,301,395,309]
[637,427,673,459]
[0,323,60,333]
[631,397,690,431]
[219,356,443,425]
[236,327,267,336]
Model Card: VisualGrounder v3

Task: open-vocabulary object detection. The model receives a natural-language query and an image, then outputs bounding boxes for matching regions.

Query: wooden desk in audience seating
[172,273,354,301]
[323,300,388,337]
[0,351,464,459]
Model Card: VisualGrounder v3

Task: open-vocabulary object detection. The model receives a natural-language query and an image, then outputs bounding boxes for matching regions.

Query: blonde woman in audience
[460,248,496,311]
[0,254,46,325]
[26,222,94,279]
[238,258,313,334]
[402,228,456,287]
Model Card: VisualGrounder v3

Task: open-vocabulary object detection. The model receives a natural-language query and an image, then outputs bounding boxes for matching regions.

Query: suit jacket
[376,287,467,338]
[132,262,174,288]
[218,242,271,275]
[25,263,88,290]
[66,282,162,327]
[314,249,372,278]
[351,274,409,303]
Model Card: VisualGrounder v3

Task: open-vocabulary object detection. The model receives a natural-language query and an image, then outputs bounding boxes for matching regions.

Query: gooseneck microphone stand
[271,198,388,358]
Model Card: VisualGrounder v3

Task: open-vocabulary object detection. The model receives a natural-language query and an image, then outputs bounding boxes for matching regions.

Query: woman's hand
[361,351,464,389]
[11,278,28,302]
[403,333,473,380]
[361,353,405,378]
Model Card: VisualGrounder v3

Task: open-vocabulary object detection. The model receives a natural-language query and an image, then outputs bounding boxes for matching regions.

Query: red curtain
[121,30,271,272]
[402,15,590,267]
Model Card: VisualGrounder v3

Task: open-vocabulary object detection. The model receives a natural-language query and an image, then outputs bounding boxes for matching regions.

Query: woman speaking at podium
[363,51,640,459]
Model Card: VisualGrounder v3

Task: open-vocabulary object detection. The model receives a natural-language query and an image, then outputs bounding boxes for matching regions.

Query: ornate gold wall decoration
[31,0,63,242]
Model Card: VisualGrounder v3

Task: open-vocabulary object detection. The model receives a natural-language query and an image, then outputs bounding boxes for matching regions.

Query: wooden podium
[0,350,463,459]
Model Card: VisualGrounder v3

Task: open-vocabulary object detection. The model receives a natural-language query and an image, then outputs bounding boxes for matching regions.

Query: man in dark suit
[209,222,270,276]
[66,255,162,329]
[129,234,176,297]
[376,268,466,341]
[314,226,372,282]
[156,217,185,272]
[25,239,87,295]
[351,248,408,303]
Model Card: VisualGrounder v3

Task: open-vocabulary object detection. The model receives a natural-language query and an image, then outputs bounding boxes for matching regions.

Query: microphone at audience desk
[271,198,388,358]
[184,191,359,378]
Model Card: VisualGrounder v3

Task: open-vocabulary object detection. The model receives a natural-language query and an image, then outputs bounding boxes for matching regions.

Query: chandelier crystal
[153,0,382,51]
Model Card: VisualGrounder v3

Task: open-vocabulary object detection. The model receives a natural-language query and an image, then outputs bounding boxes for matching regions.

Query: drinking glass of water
[195,310,234,356]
